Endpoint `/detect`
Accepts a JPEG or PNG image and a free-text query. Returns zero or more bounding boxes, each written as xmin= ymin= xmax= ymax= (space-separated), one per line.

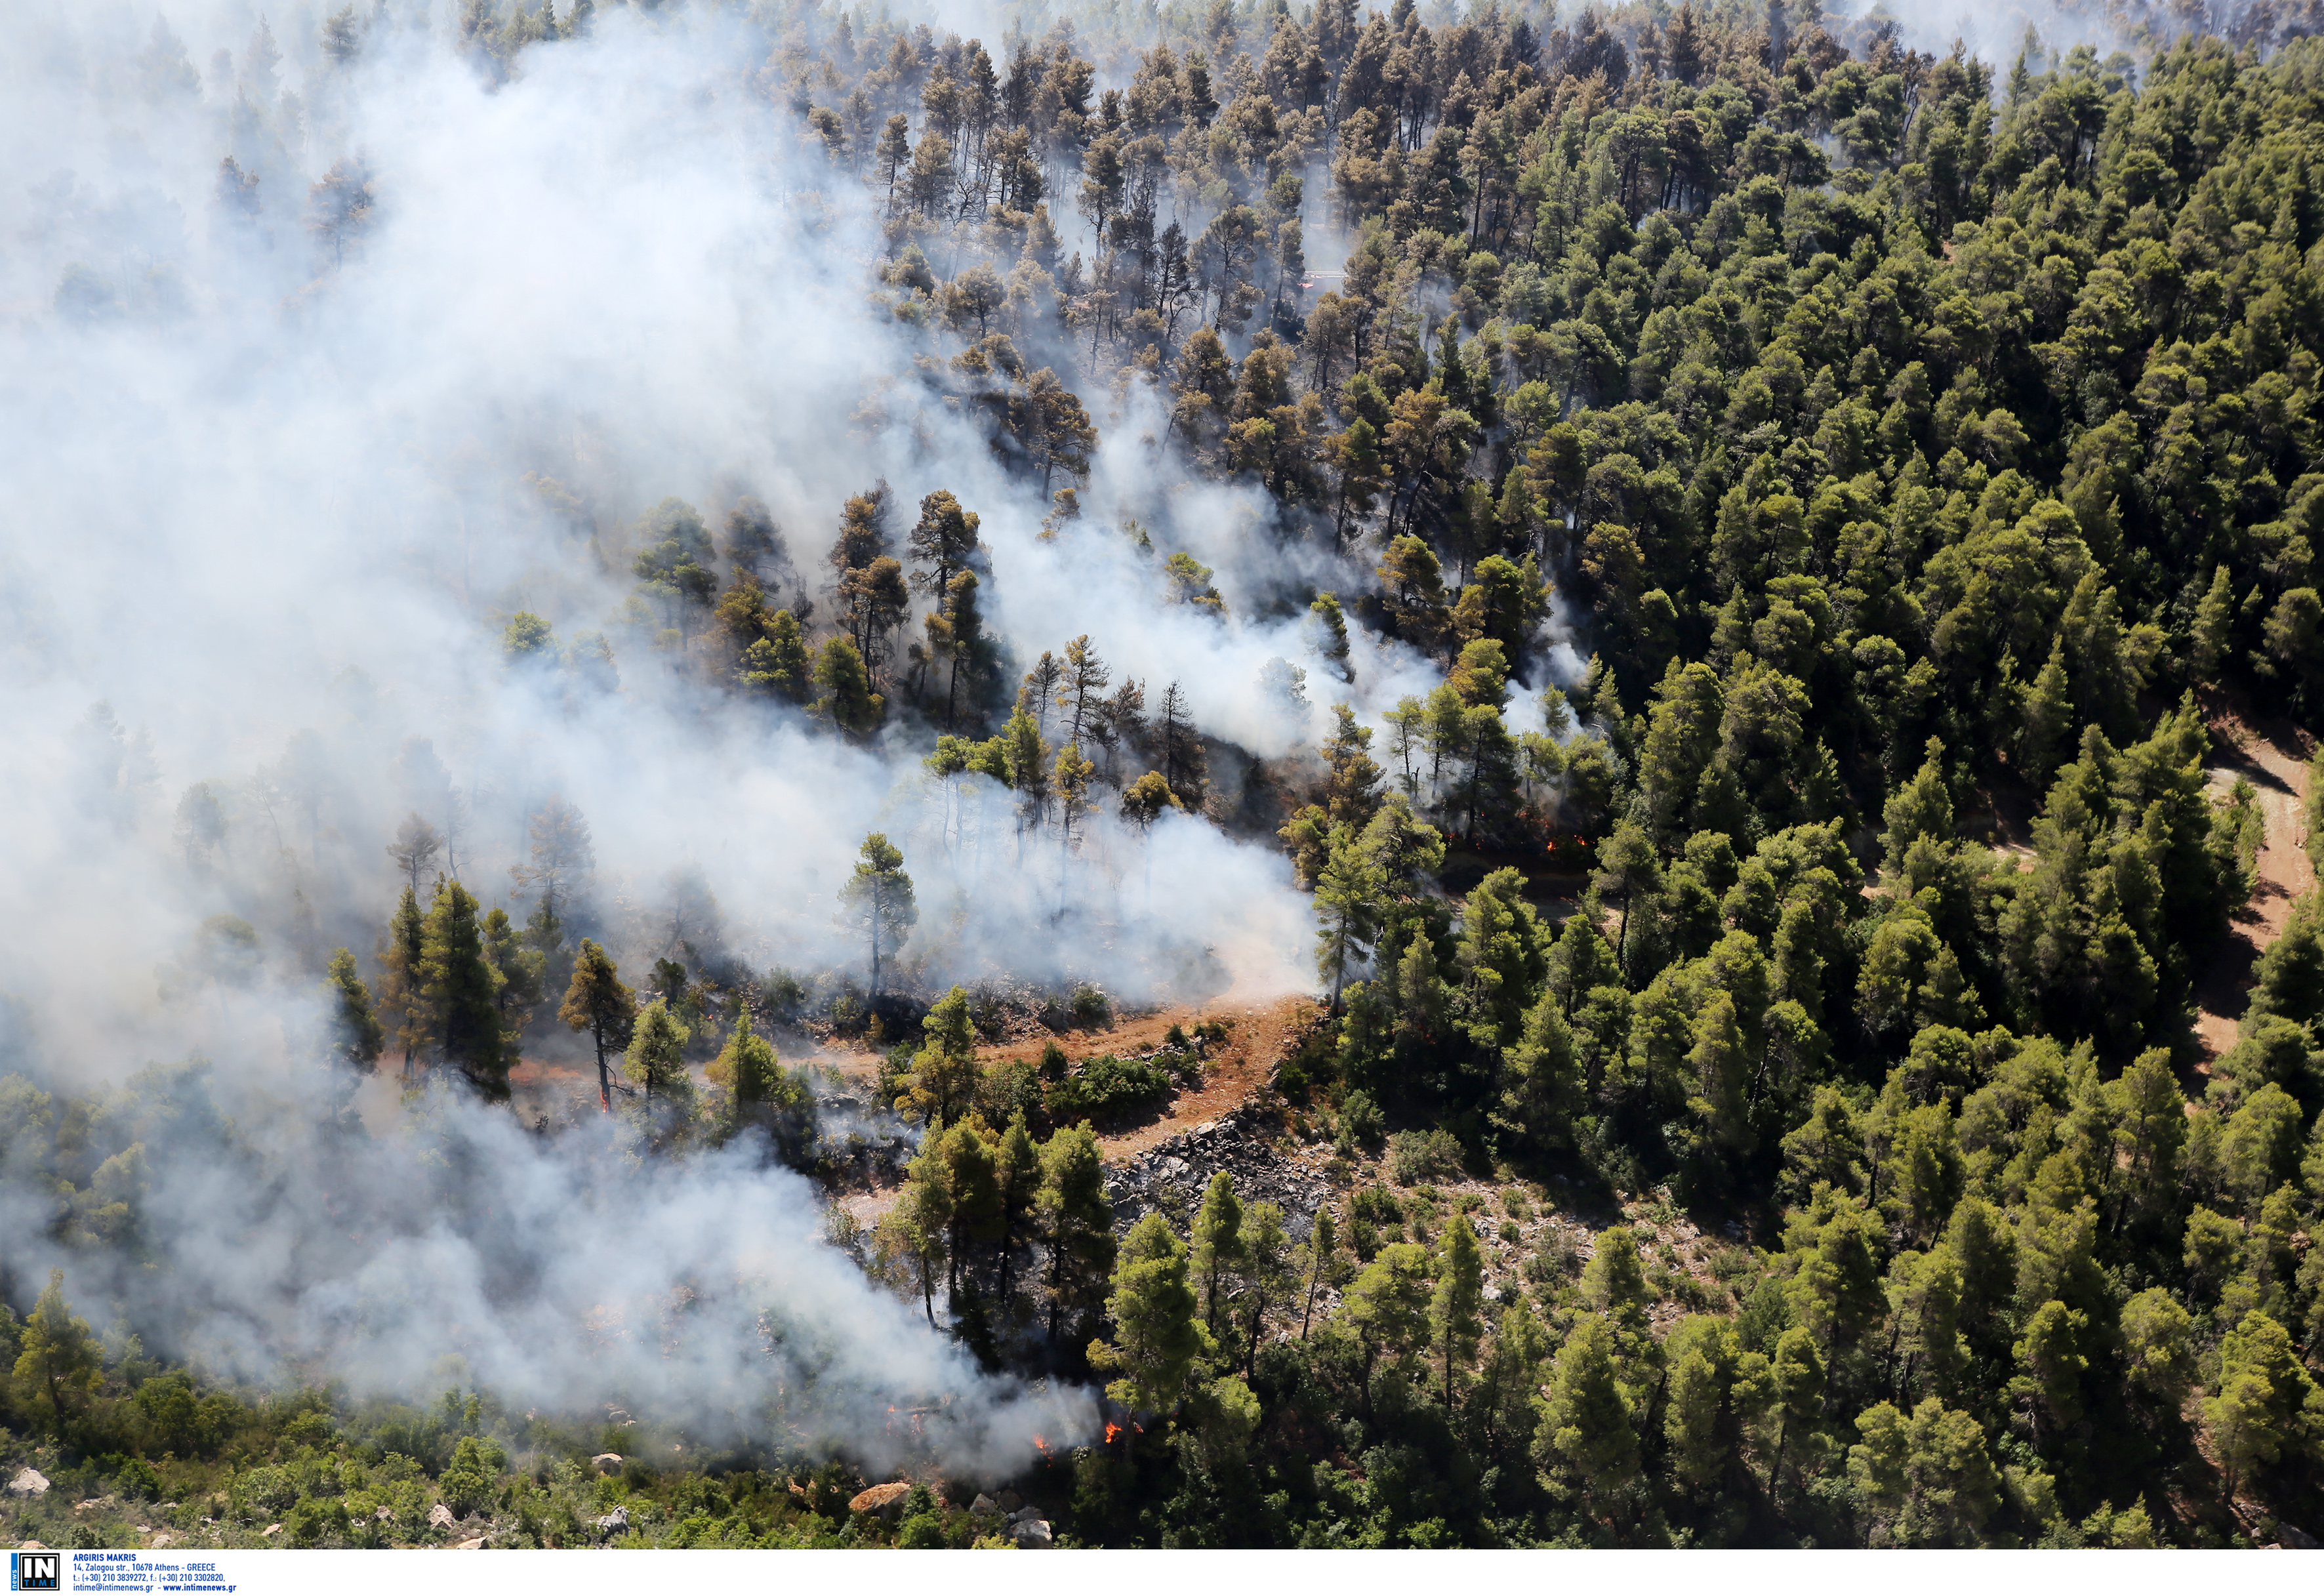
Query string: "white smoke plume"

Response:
xmin=0 ymin=0 xmax=1391 ymax=1476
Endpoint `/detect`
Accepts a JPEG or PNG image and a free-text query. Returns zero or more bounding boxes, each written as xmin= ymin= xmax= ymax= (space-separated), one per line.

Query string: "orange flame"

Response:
xmin=1105 ymin=1422 xmax=1122 ymax=1444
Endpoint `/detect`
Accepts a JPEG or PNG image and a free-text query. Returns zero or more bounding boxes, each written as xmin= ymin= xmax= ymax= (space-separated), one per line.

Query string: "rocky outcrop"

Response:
xmin=1107 ymin=1103 xmax=1326 ymax=1240
xmin=7 ymin=1468 xmax=49 ymax=1498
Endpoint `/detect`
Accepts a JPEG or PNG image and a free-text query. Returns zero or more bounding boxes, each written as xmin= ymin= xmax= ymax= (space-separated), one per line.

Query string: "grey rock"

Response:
xmin=7 ymin=1469 xmax=49 ymax=1498
xmin=428 ymin=1503 xmax=457 ymax=1529
xmin=590 ymin=1506 xmax=630 ymax=1538
xmin=590 ymin=1453 xmax=624 ymax=1474
xmin=996 ymin=1489 xmax=1023 ymax=1513
xmin=1108 ymin=1103 xmax=1326 ymax=1242
xmin=1009 ymin=1517 xmax=1053 ymax=1547
xmin=969 ymin=1494 xmax=999 ymax=1516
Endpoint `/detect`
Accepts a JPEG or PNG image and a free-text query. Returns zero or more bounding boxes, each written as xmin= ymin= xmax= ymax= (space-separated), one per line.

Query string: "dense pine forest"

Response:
xmin=6 ymin=0 xmax=2324 ymax=1555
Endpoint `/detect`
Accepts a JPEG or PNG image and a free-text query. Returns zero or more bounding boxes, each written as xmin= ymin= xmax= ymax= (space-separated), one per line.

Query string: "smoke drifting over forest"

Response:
xmin=9 ymin=0 xmax=2306 ymax=1506
xmin=0 ymin=0 xmax=1375 ymax=1473
xmin=1 ymin=3 xmax=1328 ymax=1040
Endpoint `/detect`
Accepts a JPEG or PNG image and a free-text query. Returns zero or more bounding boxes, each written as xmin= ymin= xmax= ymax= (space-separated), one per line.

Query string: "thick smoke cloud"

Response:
xmin=1 ymin=1046 xmax=1092 ymax=1479
xmin=0 ymin=0 xmax=1389 ymax=1475
xmin=0 ymin=1 xmax=1362 ymax=1053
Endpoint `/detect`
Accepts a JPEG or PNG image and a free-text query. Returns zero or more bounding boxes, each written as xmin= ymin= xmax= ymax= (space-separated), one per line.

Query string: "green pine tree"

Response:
xmin=419 ymin=880 xmax=508 ymax=1098
xmin=558 ymin=938 xmax=636 ymax=1113
xmin=1429 ymin=1214 xmax=1485 ymax=1408
xmin=323 ymin=947 xmax=385 ymax=1071
xmin=1091 ymin=1212 xmax=1213 ymax=1446
xmin=1038 ymin=1120 xmax=1116 ymax=1345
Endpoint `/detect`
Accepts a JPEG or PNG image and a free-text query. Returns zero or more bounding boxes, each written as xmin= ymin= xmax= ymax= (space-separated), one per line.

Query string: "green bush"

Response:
xmin=283 ymin=1494 xmax=350 ymax=1547
xmin=230 ymin=1465 xmax=301 ymax=1523
xmin=436 ymin=1436 xmax=507 ymax=1518
xmin=96 ymin=1454 xmax=163 ymax=1500
xmin=1067 ymin=985 xmax=1112 ymax=1030
xmin=1337 ymin=1090 xmax=1385 ymax=1152
xmin=975 ymin=1058 xmax=1042 ymax=1125
xmin=1043 ymin=1053 xmax=1171 ymax=1122
xmin=1387 ymin=1128 xmax=1461 ymax=1185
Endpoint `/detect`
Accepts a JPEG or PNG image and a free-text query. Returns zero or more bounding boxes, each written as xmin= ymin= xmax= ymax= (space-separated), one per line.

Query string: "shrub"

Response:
xmin=1044 ymin=1053 xmax=1172 ymax=1122
xmin=283 ymin=1410 xmax=336 ymax=1448
xmin=1068 ymin=985 xmax=1112 ymax=1031
xmin=975 ymin=1059 xmax=1042 ymax=1125
xmin=1274 ymin=1022 xmax=1337 ymax=1104
xmin=106 ymin=1456 xmax=163 ymax=1501
xmin=231 ymin=1464 xmax=300 ymax=1523
xmin=1387 ymin=1128 xmax=1462 ymax=1185
xmin=1337 ymin=1090 xmax=1385 ymax=1152
xmin=283 ymin=1494 xmax=350 ymax=1547
xmin=874 ymin=1043 xmax=914 ymax=1109
xmin=1349 ymin=1185 xmax=1402 ymax=1227
xmin=760 ymin=969 xmax=809 ymax=1022
xmin=134 ymin=1372 xmax=210 ymax=1456
xmin=437 ymin=1436 xmax=506 ymax=1518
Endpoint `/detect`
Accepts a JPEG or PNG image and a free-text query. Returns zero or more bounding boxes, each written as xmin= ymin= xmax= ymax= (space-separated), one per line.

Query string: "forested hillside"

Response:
xmin=5 ymin=0 xmax=2324 ymax=1554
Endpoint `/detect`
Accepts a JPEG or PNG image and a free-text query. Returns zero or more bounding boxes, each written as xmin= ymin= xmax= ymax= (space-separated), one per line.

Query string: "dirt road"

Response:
xmin=2193 ymin=705 xmax=2315 ymax=1060
xmin=829 ymin=991 xmax=1321 ymax=1229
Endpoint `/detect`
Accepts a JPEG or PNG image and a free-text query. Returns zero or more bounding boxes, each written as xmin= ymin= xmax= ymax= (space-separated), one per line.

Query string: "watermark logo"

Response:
xmin=9 ymin=1552 xmax=61 ymax=1593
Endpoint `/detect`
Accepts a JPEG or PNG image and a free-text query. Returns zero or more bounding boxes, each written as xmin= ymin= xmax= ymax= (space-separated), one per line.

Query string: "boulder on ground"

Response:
xmin=261 ymin=1523 xmax=283 ymax=1538
xmin=996 ymin=1489 xmax=1023 ymax=1513
xmin=590 ymin=1507 xmax=629 ymax=1538
xmin=7 ymin=1469 xmax=49 ymax=1498
xmin=590 ymin=1454 xmax=623 ymax=1475
xmin=427 ymin=1503 xmax=456 ymax=1529
xmin=451 ymin=1537 xmax=487 ymax=1551
xmin=847 ymin=1482 xmax=912 ymax=1517
xmin=1009 ymin=1517 xmax=1053 ymax=1548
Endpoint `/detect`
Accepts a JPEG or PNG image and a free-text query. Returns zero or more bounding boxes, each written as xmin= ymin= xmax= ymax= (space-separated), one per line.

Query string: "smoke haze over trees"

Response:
xmin=3 ymin=0 xmax=2324 ymax=1553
